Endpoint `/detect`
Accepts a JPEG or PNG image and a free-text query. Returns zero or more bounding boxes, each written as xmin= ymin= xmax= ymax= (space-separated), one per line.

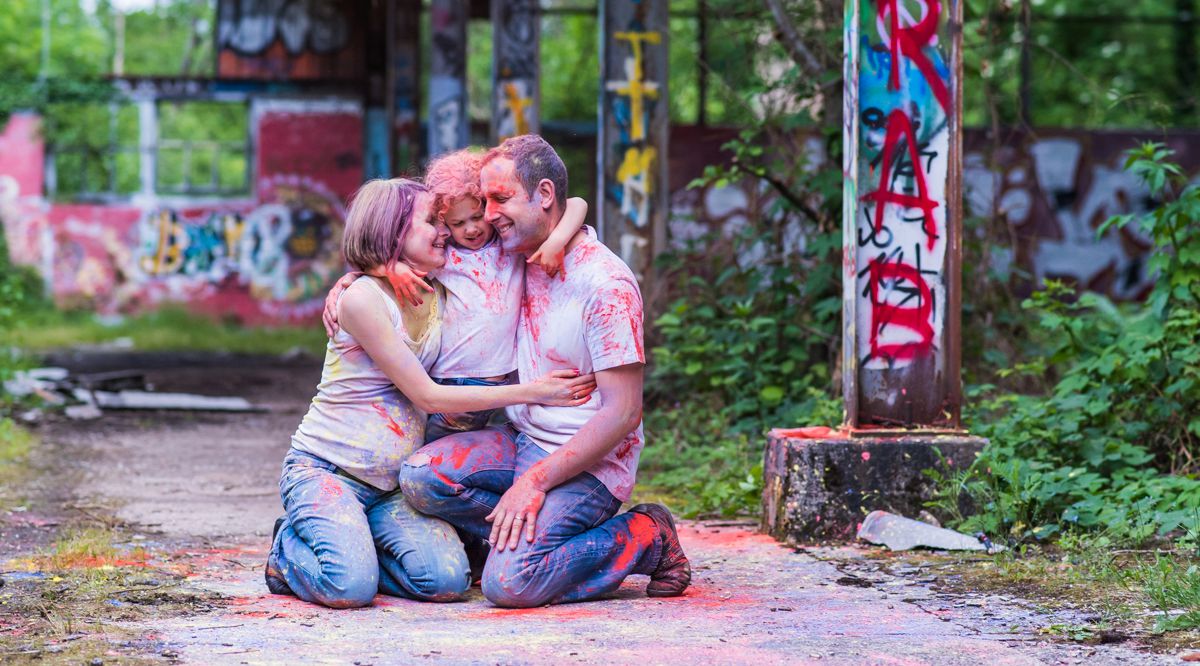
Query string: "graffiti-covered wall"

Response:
xmin=216 ymin=0 xmax=367 ymax=81
xmin=665 ymin=126 xmax=1200 ymax=304
xmin=0 ymin=100 xmax=361 ymax=326
xmin=964 ymin=130 xmax=1200 ymax=300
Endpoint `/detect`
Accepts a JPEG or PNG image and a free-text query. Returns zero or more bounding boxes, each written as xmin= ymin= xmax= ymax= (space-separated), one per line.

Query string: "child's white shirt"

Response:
xmin=429 ymin=237 xmax=522 ymax=379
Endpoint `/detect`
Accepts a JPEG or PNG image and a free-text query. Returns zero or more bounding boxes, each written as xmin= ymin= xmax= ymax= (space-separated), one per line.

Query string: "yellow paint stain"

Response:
xmin=607 ymin=31 xmax=662 ymax=141
xmin=140 ymin=210 xmax=185 ymax=275
xmin=502 ymin=82 xmax=532 ymax=138
xmin=616 ymin=146 xmax=657 ymax=193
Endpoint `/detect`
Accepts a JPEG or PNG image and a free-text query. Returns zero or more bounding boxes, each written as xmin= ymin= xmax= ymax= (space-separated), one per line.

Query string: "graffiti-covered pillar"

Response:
xmin=388 ymin=0 xmax=422 ymax=174
xmin=491 ymin=0 xmax=540 ymax=145
xmin=843 ymin=0 xmax=964 ymax=428
xmin=597 ymin=0 xmax=668 ymax=284
xmin=428 ymin=0 xmax=469 ymax=158
xmin=760 ymin=0 xmax=981 ymax=544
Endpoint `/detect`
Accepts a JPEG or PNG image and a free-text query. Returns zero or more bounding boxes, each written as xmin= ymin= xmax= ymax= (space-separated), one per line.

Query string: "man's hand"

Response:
xmin=486 ymin=476 xmax=546 ymax=551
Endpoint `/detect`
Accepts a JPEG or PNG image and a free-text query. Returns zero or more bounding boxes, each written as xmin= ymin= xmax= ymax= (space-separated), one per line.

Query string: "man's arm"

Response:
xmin=487 ymin=363 xmax=643 ymax=551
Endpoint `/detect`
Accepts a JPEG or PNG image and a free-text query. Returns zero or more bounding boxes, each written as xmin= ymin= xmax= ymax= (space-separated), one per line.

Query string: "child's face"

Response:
xmin=444 ymin=195 xmax=493 ymax=251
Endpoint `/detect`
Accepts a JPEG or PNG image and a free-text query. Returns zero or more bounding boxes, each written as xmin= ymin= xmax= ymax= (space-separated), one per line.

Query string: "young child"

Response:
xmin=324 ymin=148 xmax=587 ymax=443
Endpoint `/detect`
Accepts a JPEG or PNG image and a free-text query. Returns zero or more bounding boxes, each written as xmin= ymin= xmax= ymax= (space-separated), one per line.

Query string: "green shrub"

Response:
xmin=947 ymin=143 xmax=1200 ymax=545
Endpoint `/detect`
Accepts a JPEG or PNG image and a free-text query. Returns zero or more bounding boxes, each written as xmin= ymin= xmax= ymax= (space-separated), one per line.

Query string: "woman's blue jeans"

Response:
xmin=266 ymin=449 xmax=470 ymax=608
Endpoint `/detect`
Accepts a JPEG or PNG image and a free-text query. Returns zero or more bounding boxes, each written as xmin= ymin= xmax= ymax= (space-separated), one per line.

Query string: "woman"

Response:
xmin=264 ymin=178 xmax=596 ymax=608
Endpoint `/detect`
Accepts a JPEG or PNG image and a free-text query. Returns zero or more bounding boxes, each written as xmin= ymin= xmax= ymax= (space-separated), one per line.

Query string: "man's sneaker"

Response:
xmin=264 ymin=517 xmax=293 ymax=596
xmin=629 ymin=503 xmax=691 ymax=597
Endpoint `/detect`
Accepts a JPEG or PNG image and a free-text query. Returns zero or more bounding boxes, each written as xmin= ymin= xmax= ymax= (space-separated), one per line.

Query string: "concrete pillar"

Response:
xmin=490 ymin=0 xmax=540 ymax=145
xmin=428 ymin=0 xmax=469 ymax=158
xmin=597 ymin=0 xmax=668 ymax=284
xmin=388 ymin=0 xmax=422 ymax=174
xmin=763 ymin=0 xmax=985 ymax=544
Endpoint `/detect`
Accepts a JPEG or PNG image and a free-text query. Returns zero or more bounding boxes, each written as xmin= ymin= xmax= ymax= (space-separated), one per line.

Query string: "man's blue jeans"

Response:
xmin=399 ymin=426 xmax=664 ymax=608
xmin=267 ymin=449 xmax=470 ymax=608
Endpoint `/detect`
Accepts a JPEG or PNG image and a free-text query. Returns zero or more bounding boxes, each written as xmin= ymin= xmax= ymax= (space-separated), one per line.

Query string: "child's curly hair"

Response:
xmin=424 ymin=148 xmax=484 ymax=223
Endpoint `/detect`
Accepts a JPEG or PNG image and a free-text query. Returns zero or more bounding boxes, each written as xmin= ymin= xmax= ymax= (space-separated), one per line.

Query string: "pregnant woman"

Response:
xmin=264 ymin=178 xmax=596 ymax=608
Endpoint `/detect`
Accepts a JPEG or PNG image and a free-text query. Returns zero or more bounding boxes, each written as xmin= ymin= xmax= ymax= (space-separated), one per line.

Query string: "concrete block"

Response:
xmin=761 ymin=431 xmax=987 ymax=544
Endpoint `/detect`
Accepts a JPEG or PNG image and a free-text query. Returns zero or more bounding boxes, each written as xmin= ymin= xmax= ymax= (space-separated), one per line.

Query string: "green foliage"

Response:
xmin=965 ymin=0 xmax=1195 ymax=128
xmin=639 ymin=401 xmax=764 ymax=518
xmin=651 ymin=225 xmax=843 ymax=430
xmin=950 ymin=144 xmax=1200 ymax=545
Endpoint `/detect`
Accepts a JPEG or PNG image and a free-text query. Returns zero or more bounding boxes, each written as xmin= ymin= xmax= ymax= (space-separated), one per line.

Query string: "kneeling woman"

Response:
xmin=265 ymin=179 xmax=595 ymax=608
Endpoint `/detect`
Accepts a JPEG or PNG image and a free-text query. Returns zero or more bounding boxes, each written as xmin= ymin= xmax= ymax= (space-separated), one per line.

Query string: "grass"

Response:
xmin=0 ymin=417 xmax=36 ymax=507
xmin=0 ymin=306 xmax=327 ymax=357
xmin=1 ymin=523 xmax=217 ymax=663
xmin=922 ymin=541 xmax=1200 ymax=646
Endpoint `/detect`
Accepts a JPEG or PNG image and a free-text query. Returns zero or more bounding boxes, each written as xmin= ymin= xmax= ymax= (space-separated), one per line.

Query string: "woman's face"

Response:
xmin=400 ymin=191 xmax=449 ymax=272
xmin=444 ymin=195 xmax=493 ymax=251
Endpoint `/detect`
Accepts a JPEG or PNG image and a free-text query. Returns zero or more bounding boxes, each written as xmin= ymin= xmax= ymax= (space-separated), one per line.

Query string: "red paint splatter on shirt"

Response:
xmin=372 ymin=403 xmax=406 ymax=438
xmin=615 ymin=431 xmax=640 ymax=460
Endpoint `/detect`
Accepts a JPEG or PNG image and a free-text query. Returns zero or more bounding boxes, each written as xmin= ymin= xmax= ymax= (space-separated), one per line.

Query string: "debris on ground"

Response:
xmin=856 ymin=510 xmax=1005 ymax=554
xmin=2 ymin=367 xmax=260 ymax=418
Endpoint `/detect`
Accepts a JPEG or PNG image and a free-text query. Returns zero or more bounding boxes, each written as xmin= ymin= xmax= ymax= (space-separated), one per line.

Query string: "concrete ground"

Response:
xmin=0 ymin=352 xmax=1185 ymax=665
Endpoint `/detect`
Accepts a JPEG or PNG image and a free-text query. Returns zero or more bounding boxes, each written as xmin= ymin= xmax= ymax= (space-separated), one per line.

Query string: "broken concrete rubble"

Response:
xmin=856 ymin=510 xmax=1005 ymax=554
xmin=2 ymin=367 xmax=258 ymax=418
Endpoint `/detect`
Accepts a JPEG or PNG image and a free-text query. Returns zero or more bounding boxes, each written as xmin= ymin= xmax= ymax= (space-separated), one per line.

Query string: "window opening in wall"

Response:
xmin=46 ymin=103 xmax=140 ymax=199
xmin=156 ymin=101 xmax=249 ymax=196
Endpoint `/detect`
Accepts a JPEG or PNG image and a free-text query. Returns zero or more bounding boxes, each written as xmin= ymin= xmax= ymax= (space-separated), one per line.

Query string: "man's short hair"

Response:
xmin=483 ymin=134 xmax=568 ymax=210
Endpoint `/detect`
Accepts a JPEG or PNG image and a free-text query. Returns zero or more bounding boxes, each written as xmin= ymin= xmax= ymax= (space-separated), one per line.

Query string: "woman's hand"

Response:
xmin=383 ymin=261 xmax=436 ymax=307
xmin=531 ymin=369 xmax=597 ymax=406
xmin=322 ymin=271 xmax=362 ymax=337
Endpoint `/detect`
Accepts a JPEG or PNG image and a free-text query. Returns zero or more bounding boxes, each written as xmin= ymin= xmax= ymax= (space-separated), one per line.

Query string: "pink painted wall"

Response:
xmin=0 ymin=113 xmax=44 ymax=196
xmin=0 ymin=106 xmax=362 ymax=326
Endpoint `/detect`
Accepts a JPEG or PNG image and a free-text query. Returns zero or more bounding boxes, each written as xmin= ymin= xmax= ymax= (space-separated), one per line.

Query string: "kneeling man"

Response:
xmin=400 ymin=134 xmax=690 ymax=607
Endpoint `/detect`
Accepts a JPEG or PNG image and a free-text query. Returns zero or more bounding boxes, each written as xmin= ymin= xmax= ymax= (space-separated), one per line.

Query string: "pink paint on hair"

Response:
xmin=424 ymin=148 xmax=484 ymax=223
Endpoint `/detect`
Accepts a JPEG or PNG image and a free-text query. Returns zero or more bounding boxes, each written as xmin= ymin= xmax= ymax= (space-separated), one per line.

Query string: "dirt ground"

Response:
xmin=0 ymin=351 xmax=1189 ymax=665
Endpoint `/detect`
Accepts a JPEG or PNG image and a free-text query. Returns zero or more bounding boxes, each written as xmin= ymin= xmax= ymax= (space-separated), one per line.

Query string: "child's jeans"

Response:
xmin=424 ymin=376 xmax=510 ymax=443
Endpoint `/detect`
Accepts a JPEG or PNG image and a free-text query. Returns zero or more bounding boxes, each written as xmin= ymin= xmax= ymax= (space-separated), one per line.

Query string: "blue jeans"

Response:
xmin=424 ymin=376 xmax=510 ymax=444
xmin=399 ymin=426 xmax=664 ymax=608
xmin=267 ymin=449 xmax=470 ymax=608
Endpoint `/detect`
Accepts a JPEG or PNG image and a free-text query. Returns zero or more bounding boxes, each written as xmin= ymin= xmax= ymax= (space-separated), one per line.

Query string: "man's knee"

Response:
xmin=480 ymin=561 xmax=548 ymax=609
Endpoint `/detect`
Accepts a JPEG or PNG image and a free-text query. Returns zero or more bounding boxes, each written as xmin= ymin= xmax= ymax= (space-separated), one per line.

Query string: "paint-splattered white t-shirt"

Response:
xmin=291 ymin=276 xmax=442 ymax=491
xmin=430 ymin=238 xmax=522 ymax=379
xmin=506 ymin=226 xmax=646 ymax=501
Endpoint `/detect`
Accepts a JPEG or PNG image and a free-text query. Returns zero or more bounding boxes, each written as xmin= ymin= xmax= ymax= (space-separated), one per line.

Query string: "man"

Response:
xmin=400 ymin=134 xmax=690 ymax=608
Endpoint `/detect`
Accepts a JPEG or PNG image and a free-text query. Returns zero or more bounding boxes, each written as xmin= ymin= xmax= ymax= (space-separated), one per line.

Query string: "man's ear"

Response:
xmin=536 ymin=179 xmax=555 ymax=211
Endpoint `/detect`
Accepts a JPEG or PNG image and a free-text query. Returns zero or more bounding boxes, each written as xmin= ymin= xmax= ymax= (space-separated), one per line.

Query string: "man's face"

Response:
xmin=480 ymin=157 xmax=548 ymax=255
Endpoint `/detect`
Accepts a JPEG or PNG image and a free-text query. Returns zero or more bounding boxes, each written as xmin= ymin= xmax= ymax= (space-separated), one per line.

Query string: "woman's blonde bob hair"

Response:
xmin=341 ymin=178 xmax=429 ymax=272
